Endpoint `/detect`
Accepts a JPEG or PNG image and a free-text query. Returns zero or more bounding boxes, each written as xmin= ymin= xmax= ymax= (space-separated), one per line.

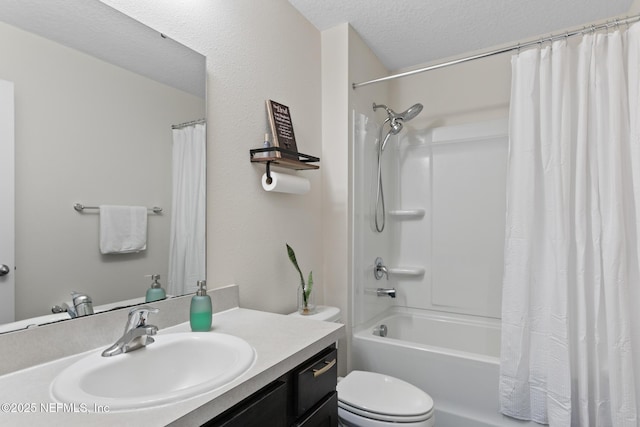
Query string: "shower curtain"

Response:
xmin=500 ymin=25 xmax=640 ymax=426
xmin=168 ymin=123 xmax=206 ymax=296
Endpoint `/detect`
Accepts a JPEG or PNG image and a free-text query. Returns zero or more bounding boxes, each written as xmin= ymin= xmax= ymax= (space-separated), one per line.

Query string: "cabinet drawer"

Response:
xmin=294 ymin=347 xmax=337 ymax=417
xmin=204 ymin=380 xmax=287 ymax=427
xmin=295 ymin=391 xmax=338 ymax=427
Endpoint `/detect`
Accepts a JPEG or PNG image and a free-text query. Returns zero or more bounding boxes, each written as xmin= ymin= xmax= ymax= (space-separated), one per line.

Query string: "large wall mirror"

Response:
xmin=0 ymin=0 xmax=206 ymax=333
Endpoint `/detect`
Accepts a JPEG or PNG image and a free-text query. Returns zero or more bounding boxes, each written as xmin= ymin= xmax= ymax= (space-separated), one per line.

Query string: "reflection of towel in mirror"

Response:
xmin=99 ymin=205 xmax=147 ymax=254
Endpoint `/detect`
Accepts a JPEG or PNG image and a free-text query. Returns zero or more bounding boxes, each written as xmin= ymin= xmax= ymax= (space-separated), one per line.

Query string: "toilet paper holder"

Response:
xmin=249 ymin=147 xmax=320 ymax=184
xmin=265 ymin=161 xmax=274 ymax=185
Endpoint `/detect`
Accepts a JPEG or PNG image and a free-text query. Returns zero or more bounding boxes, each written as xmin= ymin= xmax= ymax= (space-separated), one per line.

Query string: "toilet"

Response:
xmin=289 ymin=306 xmax=435 ymax=426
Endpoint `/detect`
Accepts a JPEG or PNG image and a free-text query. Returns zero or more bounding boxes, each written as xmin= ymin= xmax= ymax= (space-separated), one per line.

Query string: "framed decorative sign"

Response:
xmin=266 ymin=99 xmax=298 ymax=159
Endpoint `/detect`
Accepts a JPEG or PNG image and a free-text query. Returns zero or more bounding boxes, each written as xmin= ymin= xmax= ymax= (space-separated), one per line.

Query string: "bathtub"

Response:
xmin=351 ymin=307 xmax=536 ymax=427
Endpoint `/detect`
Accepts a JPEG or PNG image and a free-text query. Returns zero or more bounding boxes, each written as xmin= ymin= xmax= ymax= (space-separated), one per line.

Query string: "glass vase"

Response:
xmin=297 ymin=283 xmax=316 ymax=315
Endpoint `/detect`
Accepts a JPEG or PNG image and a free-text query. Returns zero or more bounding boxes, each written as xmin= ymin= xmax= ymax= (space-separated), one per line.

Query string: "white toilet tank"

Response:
xmin=288 ymin=305 xmax=341 ymax=323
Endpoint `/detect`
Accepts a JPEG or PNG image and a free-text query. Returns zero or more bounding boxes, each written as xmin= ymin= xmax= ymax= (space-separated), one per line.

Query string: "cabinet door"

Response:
xmin=295 ymin=392 xmax=338 ymax=427
xmin=204 ymin=380 xmax=287 ymax=427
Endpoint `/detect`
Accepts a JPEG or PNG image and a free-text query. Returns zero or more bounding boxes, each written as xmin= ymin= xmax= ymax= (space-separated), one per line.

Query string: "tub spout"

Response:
xmin=377 ymin=288 xmax=396 ymax=298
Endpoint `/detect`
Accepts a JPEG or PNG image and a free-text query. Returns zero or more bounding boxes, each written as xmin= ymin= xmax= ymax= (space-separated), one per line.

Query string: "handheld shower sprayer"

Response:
xmin=372 ymin=101 xmax=423 ymax=232
xmin=373 ymin=103 xmax=423 ymax=151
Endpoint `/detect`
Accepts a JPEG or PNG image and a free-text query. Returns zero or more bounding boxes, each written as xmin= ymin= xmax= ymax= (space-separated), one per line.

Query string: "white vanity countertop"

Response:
xmin=0 ymin=307 xmax=344 ymax=426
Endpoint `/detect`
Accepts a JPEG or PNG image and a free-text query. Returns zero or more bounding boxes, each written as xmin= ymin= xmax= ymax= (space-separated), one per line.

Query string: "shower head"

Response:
xmin=398 ymin=103 xmax=423 ymax=121
xmin=373 ymin=102 xmax=423 ymax=151
xmin=373 ymin=102 xmax=423 ymax=124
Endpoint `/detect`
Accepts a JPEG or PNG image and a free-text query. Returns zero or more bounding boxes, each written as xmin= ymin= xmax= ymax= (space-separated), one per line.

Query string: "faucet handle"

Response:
xmin=125 ymin=306 xmax=159 ymax=331
xmin=374 ymin=257 xmax=389 ymax=280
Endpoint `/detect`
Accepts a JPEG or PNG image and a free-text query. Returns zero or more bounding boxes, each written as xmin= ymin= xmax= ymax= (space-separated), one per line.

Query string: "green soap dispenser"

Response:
xmin=190 ymin=280 xmax=212 ymax=332
xmin=145 ymin=274 xmax=166 ymax=303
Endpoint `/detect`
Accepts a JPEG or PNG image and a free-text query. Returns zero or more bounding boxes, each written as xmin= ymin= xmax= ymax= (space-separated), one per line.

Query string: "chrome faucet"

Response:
xmin=51 ymin=291 xmax=94 ymax=318
xmin=376 ymin=288 xmax=396 ymax=298
xmin=374 ymin=257 xmax=389 ymax=280
xmin=102 ymin=306 xmax=159 ymax=357
xmin=51 ymin=303 xmax=74 ymax=317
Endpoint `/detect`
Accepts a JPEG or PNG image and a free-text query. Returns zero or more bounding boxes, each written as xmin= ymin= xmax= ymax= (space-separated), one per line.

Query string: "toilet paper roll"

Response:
xmin=262 ymin=172 xmax=310 ymax=194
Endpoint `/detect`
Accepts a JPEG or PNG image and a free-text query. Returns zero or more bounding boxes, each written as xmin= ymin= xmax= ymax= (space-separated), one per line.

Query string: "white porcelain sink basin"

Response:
xmin=51 ymin=332 xmax=255 ymax=411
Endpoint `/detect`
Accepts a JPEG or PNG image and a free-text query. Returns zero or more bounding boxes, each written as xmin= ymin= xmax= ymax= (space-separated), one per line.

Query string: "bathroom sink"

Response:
xmin=51 ymin=332 xmax=255 ymax=411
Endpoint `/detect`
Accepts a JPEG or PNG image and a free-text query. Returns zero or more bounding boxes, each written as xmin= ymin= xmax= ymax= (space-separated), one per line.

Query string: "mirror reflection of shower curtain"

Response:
xmin=168 ymin=123 xmax=206 ymax=296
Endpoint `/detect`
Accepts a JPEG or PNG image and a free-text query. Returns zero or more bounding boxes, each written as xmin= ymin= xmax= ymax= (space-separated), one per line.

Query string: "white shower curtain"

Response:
xmin=500 ymin=25 xmax=640 ymax=426
xmin=168 ymin=123 xmax=206 ymax=296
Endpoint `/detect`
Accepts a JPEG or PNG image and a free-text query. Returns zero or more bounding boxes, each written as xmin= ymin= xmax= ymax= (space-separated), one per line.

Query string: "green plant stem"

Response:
xmin=287 ymin=243 xmax=312 ymax=308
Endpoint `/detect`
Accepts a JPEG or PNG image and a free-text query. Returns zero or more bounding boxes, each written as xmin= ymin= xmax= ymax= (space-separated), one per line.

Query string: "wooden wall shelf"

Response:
xmin=250 ymin=147 xmax=320 ymax=173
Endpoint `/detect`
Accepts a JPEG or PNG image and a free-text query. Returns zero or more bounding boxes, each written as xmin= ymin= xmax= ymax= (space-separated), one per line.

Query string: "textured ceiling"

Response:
xmin=289 ymin=0 xmax=635 ymax=71
xmin=0 ymin=0 xmax=205 ymax=98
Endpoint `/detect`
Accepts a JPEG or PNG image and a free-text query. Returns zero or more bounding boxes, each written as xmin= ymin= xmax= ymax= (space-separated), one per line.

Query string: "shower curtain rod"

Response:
xmin=171 ymin=118 xmax=206 ymax=129
xmin=352 ymin=13 xmax=640 ymax=89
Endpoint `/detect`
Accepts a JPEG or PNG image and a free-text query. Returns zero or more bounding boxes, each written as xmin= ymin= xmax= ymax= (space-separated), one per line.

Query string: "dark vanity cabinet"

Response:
xmin=204 ymin=345 xmax=338 ymax=427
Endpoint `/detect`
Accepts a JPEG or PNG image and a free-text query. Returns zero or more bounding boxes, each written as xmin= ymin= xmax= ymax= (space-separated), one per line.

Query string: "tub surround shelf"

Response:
xmin=389 ymin=209 xmax=426 ymax=219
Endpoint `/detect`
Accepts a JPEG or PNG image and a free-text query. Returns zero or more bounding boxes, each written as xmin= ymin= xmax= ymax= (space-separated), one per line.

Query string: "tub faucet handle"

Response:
xmin=374 ymin=257 xmax=388 ymax=280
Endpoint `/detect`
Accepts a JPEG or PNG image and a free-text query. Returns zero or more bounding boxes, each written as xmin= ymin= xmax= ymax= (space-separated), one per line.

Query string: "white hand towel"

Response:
xmin=99 ymin=205 xmax=147 ymax=254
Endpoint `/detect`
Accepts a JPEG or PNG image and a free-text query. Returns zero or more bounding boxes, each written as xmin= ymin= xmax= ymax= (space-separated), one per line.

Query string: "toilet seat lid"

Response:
xmin=337 ymin=371 xmax=434 ymax=418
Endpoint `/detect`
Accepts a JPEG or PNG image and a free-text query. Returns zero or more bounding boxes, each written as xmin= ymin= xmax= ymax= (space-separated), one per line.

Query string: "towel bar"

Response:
xmin=74 ymin=203 xmax=162 ymax=214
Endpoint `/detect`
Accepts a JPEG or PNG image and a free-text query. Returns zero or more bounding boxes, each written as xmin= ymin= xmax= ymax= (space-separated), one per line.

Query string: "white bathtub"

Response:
xmin=351 ymin=307 xmax=535 ymax=427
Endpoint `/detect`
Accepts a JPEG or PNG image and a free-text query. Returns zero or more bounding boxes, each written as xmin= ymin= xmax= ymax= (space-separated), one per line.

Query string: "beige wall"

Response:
xmin=0 ymin=21 xmax=204 ymax=320
xmin=103 ymin=0 xmax=324 ymax=314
